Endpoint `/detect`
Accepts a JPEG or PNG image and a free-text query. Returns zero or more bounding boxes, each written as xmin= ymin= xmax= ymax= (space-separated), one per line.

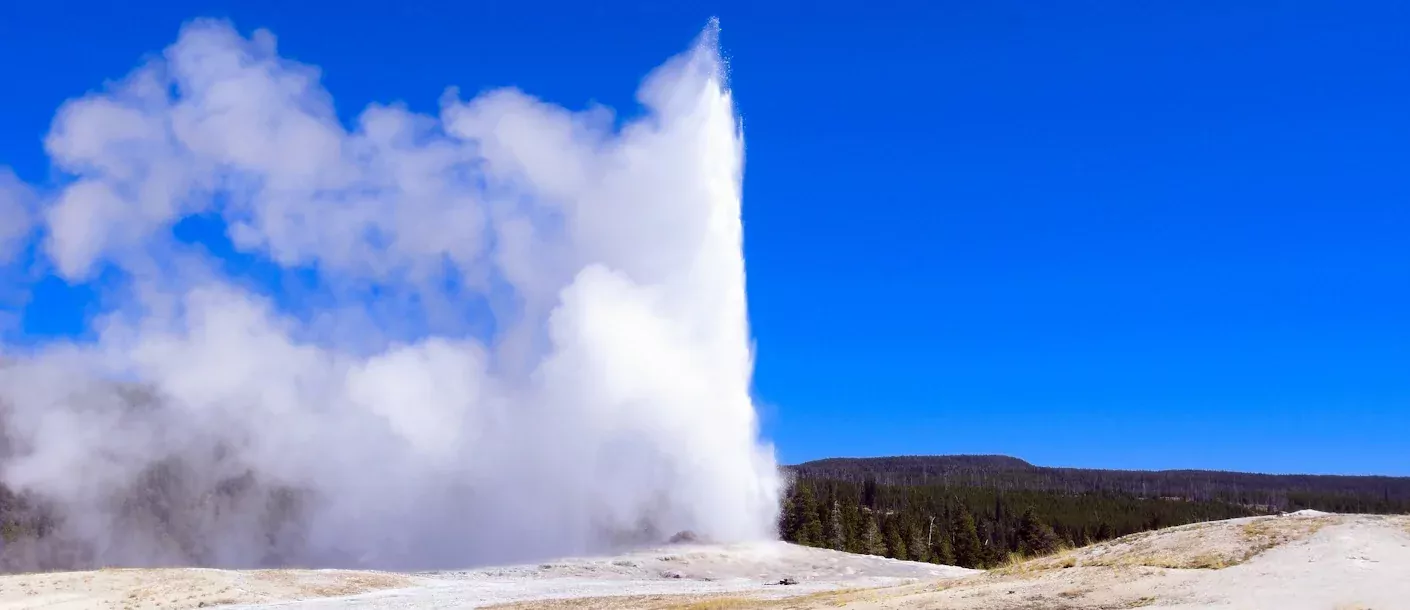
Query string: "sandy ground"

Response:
xmin=0 ymin=541 xmax=966 ymax=609
xmin=0 ymin=568 xmax=420 ymax=609
xmin=0 ymin=512 xmax=1404 ymax=609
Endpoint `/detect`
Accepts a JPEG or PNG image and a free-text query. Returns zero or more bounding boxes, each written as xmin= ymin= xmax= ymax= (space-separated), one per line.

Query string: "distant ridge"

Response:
xmin=787 ymin=455 xmax=1410 ymax=512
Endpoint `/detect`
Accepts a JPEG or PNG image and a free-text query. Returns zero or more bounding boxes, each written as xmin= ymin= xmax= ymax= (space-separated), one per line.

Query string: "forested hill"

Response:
xmin=779 ymin=455 xmax=1409 ymax=569
xmin=788 ymin=455 xmax=1410 ymax=513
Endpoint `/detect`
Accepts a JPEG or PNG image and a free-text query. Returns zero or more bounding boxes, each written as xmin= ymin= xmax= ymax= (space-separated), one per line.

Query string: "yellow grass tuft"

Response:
xmin=987 ymin=547 xmax=1078 ymax=577
xmin=1173 ymin=553 xmax=1232 ymax=570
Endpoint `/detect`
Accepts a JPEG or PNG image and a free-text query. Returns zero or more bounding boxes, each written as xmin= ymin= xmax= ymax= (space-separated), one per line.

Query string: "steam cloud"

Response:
xmin=0 ymin=19 xmax=781 ymax=569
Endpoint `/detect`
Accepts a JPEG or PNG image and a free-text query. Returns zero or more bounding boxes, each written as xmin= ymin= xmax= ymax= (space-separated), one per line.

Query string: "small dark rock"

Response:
xmin=668 ymin=530 xmax=700 ymax=544
xmin=777 ymin=577 xmax=799 ymax=586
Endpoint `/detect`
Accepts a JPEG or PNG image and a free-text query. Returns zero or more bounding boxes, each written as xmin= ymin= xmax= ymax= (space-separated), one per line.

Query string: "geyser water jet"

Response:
xmin=0 ymin=18 xmax=781 ymax=570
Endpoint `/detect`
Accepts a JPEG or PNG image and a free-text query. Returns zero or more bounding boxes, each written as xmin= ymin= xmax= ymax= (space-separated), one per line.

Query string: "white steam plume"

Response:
xmin=0 ymin=18 xmax=781 ymax=569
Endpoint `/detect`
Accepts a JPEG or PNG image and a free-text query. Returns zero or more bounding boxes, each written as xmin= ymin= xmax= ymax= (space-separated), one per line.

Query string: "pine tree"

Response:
xmin=780 ymin=483 xmax=801 ymax=543
xmin=801 ymin=512 xmax=824 ymax=547
xmin=843 ymin=501 xmax=863 ymax=553
xmin=1073 ymin=525 xmax=1091 ymax=548
xmin=814 ymin=486 xmax=833 ymax=536
xmin=778 ymin=490 xmax=792 ymax=541
xmin=827 ymin=501 xmax=846 ymax=551
xmin=783 ymin=480 xmax=822 ymax=545
xmin=907 ymin=523 xmax=928 ymax=563
xmin=796 ymin=484 xmax=823 ymax=546
xmin=1017 ymin=506 xmax=1060 ymax=556
xmin=862 ymin=477 xmax=879 ymax=509
xmin=951 ymin=504 xmax=983 ymax=568
xmin=1095 ymin=521 xmax=1114 ymax=542
xmin=931 ymin=531 xmax=955 ymax=565
xmin=862 ymin=513 xmax=886 ymax=556
xmin=885 ymin=518 xmax=907 ymax=560
xmin=978 ymin=519 xmax=1002 ymax=567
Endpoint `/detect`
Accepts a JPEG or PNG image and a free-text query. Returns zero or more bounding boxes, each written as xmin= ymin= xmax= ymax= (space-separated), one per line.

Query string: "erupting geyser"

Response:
xmin=0 ymin=19 xmax=781 ymax=570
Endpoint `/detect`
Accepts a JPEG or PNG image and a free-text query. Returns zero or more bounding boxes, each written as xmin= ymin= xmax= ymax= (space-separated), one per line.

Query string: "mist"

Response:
xmin=0 ymin=19 xmax=781 ymax=570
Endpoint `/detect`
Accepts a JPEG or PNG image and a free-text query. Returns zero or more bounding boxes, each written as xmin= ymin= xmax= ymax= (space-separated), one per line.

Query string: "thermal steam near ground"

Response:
xmin=0 ymin=19 xmax=781 ymax=570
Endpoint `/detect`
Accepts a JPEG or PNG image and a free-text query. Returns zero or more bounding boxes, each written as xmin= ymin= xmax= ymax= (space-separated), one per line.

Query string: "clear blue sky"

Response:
xmin=1 ymin=1 xmax=1406 ymax=475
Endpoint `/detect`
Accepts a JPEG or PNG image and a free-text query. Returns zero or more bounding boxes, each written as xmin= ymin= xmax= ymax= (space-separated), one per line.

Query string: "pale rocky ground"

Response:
xmin=0 ymin=542 xmax=967 ymax=609
xmin=0 ymin=511 xmax=1405 ymax=609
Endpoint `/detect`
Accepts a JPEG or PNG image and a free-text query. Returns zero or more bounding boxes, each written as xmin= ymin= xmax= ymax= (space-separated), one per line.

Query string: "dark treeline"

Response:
xmin=778 ymin=474 xmax=1260 ymax=568
xmin=791 ymin=455 xmax=1410 ymax=514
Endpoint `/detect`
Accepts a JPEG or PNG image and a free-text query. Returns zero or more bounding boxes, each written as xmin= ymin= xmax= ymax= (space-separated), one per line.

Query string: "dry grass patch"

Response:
xmin=1173 ymin=553 xmax=1232 ymax=570
xmin=1042 ymin=515 xmax=1340 ymax=571
xmin=488 ymin=588 xmax=878 ymax=610
xmin=988 ymin=549 xmax=1081 ymax=578
xmin=113 ymin=569 xmax=413 ymax=610
xmin=260 ymin=570 xmax=413 ymax=598
xmin=990 ymin=552 xmax=1047 ymax=577
xmin=991 ymin=522 xmax=1247 ymax=575
xmin=1395 ymin=516 xmax=1410 ymax=536
xmin=1236 ymin=516 xmax=1333 ymax=562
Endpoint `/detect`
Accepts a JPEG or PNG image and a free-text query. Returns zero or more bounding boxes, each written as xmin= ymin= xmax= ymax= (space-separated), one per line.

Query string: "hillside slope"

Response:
xmin=789 ymin=455 xmax=1410 ymax=512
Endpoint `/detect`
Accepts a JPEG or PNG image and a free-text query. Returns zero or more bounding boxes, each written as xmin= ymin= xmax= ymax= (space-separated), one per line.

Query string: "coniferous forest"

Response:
xmin=779 ymin=456 xmax=1410 ymax=568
